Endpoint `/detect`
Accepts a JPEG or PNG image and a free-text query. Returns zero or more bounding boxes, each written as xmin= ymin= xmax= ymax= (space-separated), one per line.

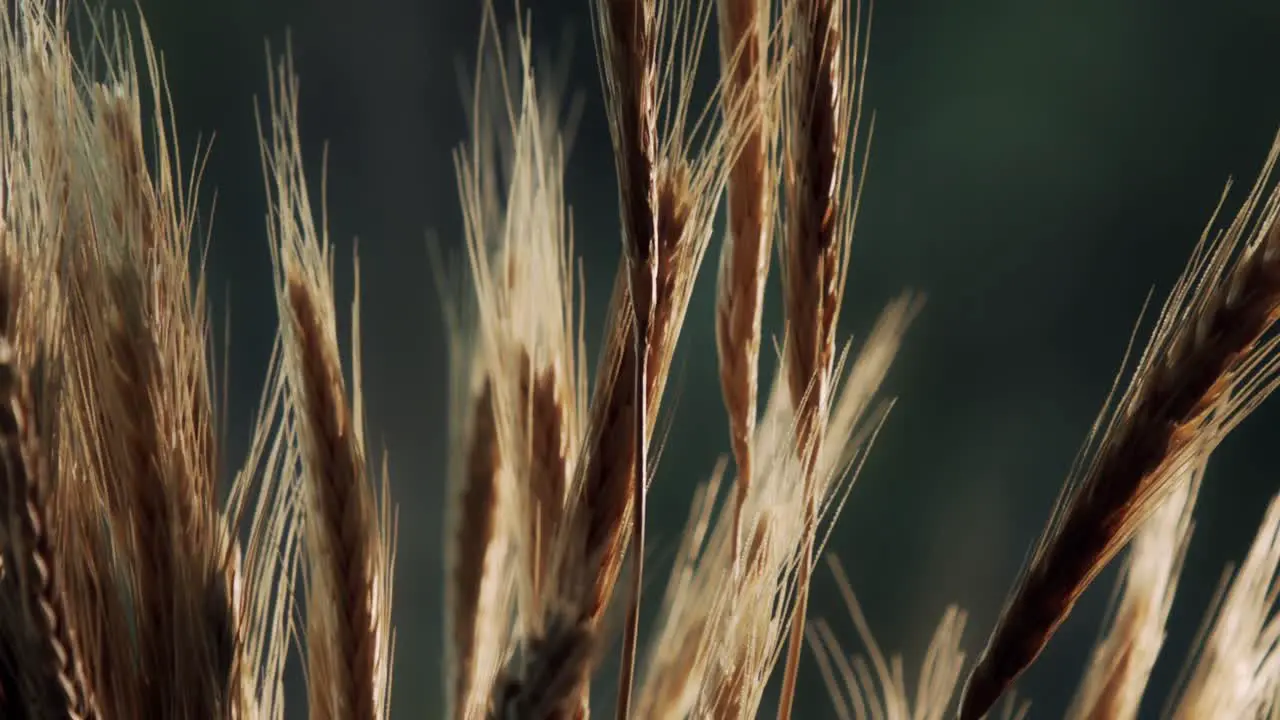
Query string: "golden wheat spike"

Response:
xmin=715 ymin=0 xmax=779 ymax=577
xmin=260 ymin=52 xmax=396 ymax=720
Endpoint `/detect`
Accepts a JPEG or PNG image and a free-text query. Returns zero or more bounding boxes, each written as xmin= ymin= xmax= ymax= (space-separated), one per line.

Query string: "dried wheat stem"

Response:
xmin=287 ymin=274 xmax=385 ymax=720
xmin=777 ymin=0 xmax=854 ymax=714
xmin=959 ymin=136 xmax=1280 ymax=719
xmin=715 ymin=0 xmax=773 ymax=575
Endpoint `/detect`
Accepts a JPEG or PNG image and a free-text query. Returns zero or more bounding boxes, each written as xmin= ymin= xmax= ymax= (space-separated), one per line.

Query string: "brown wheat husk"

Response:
xmin=1066 ymin=456 xmax=1202 ymax=720
xmin=286 ymin=275 xmax=386 ymax=720
xmin=450 ymin=377 xmax=503 ymax=718
xmin=958 ymin=133 xmax=1280 ymax=719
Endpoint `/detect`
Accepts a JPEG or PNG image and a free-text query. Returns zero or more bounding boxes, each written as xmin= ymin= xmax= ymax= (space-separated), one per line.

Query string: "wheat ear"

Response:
xmin=715 ymin=0 xmax=777 ymax=576
xmin=261 ymin=53 xmax=395 ymax=720
xmin=776 ymin=0 xmax=870 ymax=714
xmin=958 ymin=132 xmax=1280 ymax=720
xmin=632 ymin=297 xmax=913 ymax=718
xmin=493 ymin=0 xmax=734 ymax=712
xmin=4 ymin=5 xmax=245 ymax=714
xmin=443 ymin=10 xmax=590 ymax=715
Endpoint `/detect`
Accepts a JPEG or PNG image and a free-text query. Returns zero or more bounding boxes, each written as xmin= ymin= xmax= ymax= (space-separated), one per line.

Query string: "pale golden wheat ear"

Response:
xmin=258 ymin=50 xmax=397 ymax=720
xmin=0 ymin=1 xmax=308 ymax=718
xmin=441 ymin=5 xmax=588 ymax=719
xmin=958 ymin=132 xmax=1280 ymax=719
xmin=635 ymin=299 xmax=915 ymax=719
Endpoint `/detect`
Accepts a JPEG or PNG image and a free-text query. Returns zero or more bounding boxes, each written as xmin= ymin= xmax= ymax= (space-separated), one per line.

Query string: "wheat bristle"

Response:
xmin=807 ymin=557 xmax=968 ymax=720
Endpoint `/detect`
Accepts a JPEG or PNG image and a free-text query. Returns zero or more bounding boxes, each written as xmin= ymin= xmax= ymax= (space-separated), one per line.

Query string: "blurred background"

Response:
xmin=90 ymin=0 xmax=1280 ymax=716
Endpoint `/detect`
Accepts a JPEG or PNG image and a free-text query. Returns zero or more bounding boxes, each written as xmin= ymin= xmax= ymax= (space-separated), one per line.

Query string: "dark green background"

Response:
xmin=91 ymin=0 xmax=1280 ymax=716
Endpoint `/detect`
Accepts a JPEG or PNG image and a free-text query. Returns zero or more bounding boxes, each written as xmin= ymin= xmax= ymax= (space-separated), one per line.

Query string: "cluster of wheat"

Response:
xmin=2 ymin=0 xmax=1280 ymax=718
xmin=0 ymin=1 xmax=392 ymax=718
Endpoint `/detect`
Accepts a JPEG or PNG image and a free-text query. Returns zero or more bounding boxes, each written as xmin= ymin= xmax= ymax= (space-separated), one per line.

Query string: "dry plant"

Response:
xmin=6 ymin=0 xmax=1280 ymax=719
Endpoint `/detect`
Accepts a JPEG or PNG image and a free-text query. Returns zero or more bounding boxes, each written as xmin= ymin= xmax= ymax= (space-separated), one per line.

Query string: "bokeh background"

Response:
xmin=89 ymin=0 xmax=1280 ymax=716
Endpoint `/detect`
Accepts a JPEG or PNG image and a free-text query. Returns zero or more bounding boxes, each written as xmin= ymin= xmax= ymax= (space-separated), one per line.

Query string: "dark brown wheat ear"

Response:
xmin=958 ymin=132 xmax=1280 ymax=720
